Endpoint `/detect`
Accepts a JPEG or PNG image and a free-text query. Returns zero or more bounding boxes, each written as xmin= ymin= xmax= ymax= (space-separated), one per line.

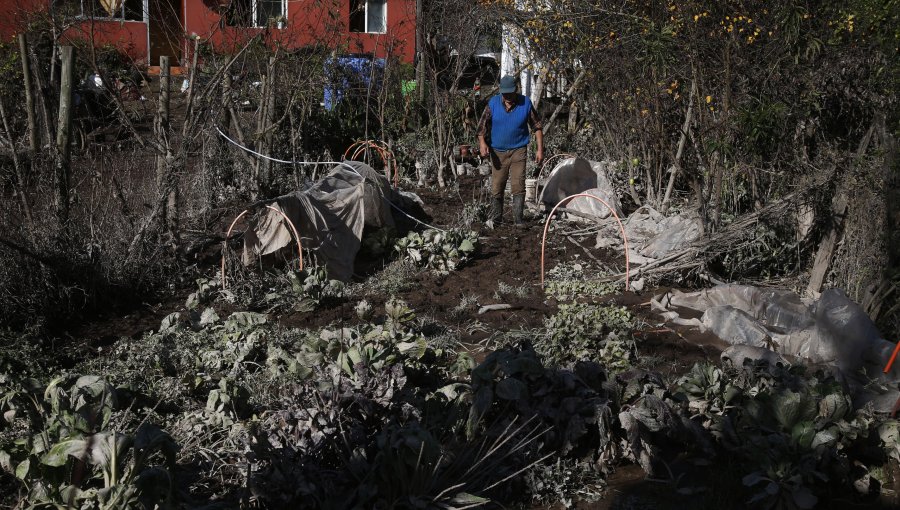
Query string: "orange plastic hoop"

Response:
xmin=540 ymin=193 xmax=630 ymax=291
xmin=221 ymin=205 xmax=304 ymax=290
xmin=884 ymin=341 xmax=900 ymax=373
xmin=345 ymin=139 xmax=400 ymax=189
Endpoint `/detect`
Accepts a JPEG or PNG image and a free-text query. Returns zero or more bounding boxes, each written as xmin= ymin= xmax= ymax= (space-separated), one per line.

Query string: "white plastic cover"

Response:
xmin=653 ymin=284 xmax=900 ymax=412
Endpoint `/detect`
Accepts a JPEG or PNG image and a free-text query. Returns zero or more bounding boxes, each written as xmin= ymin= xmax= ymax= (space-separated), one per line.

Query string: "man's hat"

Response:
xmin=498 ymin=75 xmax=517 ymax=93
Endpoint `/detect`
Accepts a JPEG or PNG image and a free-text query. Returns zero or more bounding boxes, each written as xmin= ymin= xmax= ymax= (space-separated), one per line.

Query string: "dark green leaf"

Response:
xmin=41 ymin=439 xmax=86 ymax=467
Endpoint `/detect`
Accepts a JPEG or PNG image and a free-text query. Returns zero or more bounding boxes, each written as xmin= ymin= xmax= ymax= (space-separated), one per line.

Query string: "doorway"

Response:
xmin=149 ymin=0 xmax=183 ymax=66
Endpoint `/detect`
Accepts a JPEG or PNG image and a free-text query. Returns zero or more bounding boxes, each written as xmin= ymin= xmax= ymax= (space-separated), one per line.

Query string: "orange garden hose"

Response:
xmin=221 ymin=205 xmax=304 ymax=290
xmin=344 ymin=139 xmax=400 ymax=189
xmin=540 ymin=193 xmax=630 ymax=291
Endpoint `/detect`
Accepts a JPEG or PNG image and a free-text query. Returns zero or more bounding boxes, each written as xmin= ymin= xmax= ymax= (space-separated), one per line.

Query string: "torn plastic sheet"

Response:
xmin=653 ymin=284 xmax=899 ymax=412
xmin=591 ymin=205 xmax=702 ymax=267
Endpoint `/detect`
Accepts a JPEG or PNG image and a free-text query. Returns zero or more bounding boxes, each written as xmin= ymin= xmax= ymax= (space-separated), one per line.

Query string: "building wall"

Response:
xmin=189 ymin=0 xmax=415 ymax=63
xmin=0 ymin=0 xmax=46 ymax=41
xmin=64 ymin=21 xmax=150 ymax=64
xmin=0 ymin=0 xmax=415 ymax=65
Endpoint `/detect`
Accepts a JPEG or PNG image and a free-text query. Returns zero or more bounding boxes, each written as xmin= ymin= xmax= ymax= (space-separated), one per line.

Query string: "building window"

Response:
xmin=349 ymin=0 xmax=386 ymax=34
xmin=225 ymin=0 xmax=286 ymax=28
xmin=55 ymin=0 xmax=146 ymax=21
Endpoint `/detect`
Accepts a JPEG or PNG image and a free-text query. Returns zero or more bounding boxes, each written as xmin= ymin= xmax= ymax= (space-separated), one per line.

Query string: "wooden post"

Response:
xmin=55 ymin=45 xmax=74 ymax=224
xmin=25 ymin=39 xmax=54 ymax=146
xmin=567 ymin=101 xmax=578 ymax=134
xmin=805 ymin=190 xmax=848 ymax=297
xmin=251 ymin=73 xmax=266 ymax=200
xmin=415 ymin=0 xmax=424 ymax=129
xmin=155 ymin=56 xmax=170 ymax=190
xmin=18 ymin=34 xmax=37 ymax=152
xmin=155 ymin=55 xmax=179 ymax=243
xmin=221 ymin=72 xmax=231 ymax=133
xmin=262 ymin=56 xmax=275 ymax=188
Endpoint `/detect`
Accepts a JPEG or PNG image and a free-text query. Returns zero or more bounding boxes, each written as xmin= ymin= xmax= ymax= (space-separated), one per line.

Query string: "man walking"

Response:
xmin=477 ymin=75 xmax=544 ymax=226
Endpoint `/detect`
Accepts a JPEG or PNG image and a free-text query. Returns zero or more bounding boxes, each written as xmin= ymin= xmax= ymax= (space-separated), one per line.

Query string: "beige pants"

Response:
xmin=489 ymin=146 xmax=527 ymax=198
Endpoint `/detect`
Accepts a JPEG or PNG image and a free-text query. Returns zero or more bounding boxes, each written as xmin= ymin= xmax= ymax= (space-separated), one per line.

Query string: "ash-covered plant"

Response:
xmin=673 ymin=361 xmax=892 ymax=509
xmin=538 ymin=303 xmax=635 ymax=369
xmin=0 ymin=328 xmax=57 ymax=380
xmin=524 ymin=457 xmax=607 ymax=507
xmin=216 ymin=266 xmax=344 ymax=313
xmin=466 ymin=345 xmax=617 ymax=459
xmin=0 ymin=375 xmax=177 ymax=509
xmin=241 ymin=302 xmax=519 ymax=508
xmin=357 ymin=258 xmax=420 ymax=295
xmin=394 ymin=228 xmax=478 ymax=274
xmin=461 ymin=201 xmax=491 ymax=226
xmin=544 ymin=263 xmax=618 ymax=302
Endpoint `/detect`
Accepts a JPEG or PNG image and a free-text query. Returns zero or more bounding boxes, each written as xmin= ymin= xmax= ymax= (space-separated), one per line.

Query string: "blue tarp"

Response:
xmin=323 ymin=56 xmax=385 ymax=110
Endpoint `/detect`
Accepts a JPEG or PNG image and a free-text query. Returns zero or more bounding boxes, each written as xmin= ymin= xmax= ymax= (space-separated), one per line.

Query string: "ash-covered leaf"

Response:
xmin=818 ymin=393 xmax=850 ymax=421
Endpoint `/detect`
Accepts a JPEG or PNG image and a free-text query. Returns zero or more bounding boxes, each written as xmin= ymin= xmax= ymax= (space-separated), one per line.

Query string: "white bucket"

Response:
xmin=525 ymin=178 xmax=537 ymax=201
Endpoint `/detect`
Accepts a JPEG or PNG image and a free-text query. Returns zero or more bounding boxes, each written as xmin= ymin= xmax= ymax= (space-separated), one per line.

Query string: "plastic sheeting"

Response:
xmin=539 ymin=157 xmax=623 ymax=220
xmin=242 ymin=162 xmax=414 ymax=282
xmin=538 ymin=158 xmax=700 ymax=264
xmin=599 ymin=206 xmax=703 ymax=264
xmin=653 ymin=284 xmax=899 ymax=412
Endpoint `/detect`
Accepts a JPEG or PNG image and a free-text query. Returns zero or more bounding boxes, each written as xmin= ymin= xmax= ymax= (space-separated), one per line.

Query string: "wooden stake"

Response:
xmin=155 ymin=56 xmax=170 ymax=189
xmin=18 ymin=34 xmax=37 ymax=153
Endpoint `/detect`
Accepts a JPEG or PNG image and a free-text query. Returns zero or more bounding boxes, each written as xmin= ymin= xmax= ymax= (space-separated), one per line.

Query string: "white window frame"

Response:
xmin=365 ymin=0 xmax=386 ymax=34
xmin=252 ymin=0 xmax=287 ymax=29
xmin=70 ymin=0 xmax=149 ymax=23
xmin=351 ymin=0 xmax=386 ymax=34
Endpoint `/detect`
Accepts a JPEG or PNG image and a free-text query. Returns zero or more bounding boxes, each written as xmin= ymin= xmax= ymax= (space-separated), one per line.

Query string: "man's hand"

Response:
xmin=479 ymin=141 xmax=490 ymax=158
xmin=535 ymin=147 xmax=544 ymax=167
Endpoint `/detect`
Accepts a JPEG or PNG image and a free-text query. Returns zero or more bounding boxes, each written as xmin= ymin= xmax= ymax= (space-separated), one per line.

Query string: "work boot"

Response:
xmin=512 ymin=194 xmax=526 ymax=226
xmin=490 ymin=196 xmax=504 ymax=226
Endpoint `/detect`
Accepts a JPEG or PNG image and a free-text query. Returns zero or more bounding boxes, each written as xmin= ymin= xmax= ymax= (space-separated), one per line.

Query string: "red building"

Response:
xmin=1 ymin=0 xmax=416 ymax=66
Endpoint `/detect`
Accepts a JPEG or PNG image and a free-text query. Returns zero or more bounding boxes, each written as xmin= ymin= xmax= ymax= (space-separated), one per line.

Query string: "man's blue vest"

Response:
xmin=488 ymin=94 xmax=531 ymax=151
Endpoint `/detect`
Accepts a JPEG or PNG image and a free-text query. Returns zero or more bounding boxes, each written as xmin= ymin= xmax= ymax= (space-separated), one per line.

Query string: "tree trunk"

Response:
xmin=262 ymin=57 xmax=276 ymax=190
xmin=155 ymin=56 xmax=179 ymax=243
xmin=661 ymin=79 xmax=696 ymax=212
xmin=252 ymin=73 xmax=267 ymax=200
xmin=543 ymin=70 xmax=585 ymax=137
xmin=0 ymin=99 xmax=33 ymax=227
xmin=55 ymin=46 xmax=74 ymax=225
